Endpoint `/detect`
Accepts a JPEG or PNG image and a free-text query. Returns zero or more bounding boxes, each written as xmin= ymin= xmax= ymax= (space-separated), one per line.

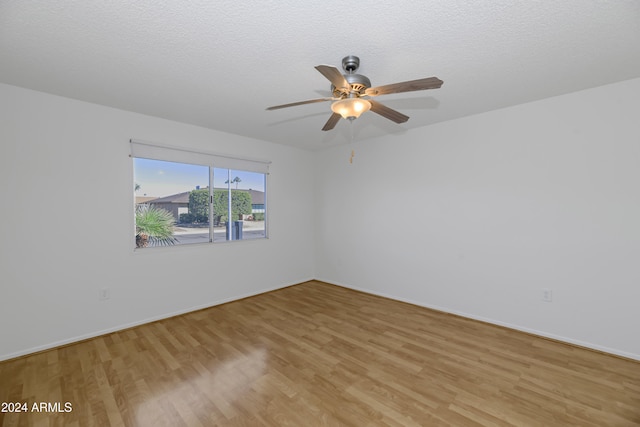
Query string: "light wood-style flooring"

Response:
xmin=1 ymin=281 xmax=639 ymax=426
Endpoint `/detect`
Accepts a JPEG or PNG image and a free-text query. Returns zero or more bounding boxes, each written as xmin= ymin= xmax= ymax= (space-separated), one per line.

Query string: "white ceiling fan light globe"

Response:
xmin=331 ymin=98 xmax=371 ymax=119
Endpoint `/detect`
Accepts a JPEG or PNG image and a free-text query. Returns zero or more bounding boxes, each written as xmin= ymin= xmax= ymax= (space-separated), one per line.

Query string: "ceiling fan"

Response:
xmin=267 ymin=55 xmax=443 ymax=131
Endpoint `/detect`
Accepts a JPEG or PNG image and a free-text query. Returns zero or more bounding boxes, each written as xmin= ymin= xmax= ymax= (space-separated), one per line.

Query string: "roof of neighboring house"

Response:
xmin=149 ymin=191 xmax=190 ymax=204
xmin=245 ymin=189 xmax=265 ymax=205
xmin=135 ymin=196 xmax=157 ymax=204
xmin=149 ymin=188 xmax=265 ymax=205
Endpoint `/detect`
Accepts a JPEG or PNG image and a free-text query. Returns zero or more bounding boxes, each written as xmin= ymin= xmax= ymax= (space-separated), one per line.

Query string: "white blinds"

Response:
xmin=129 ymin=139 xmax=271 ymax=174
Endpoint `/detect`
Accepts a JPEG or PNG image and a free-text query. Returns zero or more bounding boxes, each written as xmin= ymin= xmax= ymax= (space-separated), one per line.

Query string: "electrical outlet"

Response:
xmin=542 ymin=288 xmax=552 ymax=302
xmin=99 ymin=288 xmax=110 ymax=301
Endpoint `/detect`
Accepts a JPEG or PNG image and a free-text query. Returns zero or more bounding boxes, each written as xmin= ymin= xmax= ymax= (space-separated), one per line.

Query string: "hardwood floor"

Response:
xmin=1 ymin=280 xmax=639 ymax=426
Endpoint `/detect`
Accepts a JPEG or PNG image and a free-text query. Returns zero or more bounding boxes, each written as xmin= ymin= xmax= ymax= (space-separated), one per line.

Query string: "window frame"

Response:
xmin=131 ymin=139 xmax=270 ymax=249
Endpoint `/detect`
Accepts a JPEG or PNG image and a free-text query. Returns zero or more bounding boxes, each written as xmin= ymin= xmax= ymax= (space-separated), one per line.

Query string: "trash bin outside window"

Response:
xmin=226 ymin=221 xmax=243 ymax=240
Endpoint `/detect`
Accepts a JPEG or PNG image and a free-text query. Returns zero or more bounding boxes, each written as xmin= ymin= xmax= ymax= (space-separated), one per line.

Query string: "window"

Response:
xmin=131 ymin=140 xmax=269 ymax=249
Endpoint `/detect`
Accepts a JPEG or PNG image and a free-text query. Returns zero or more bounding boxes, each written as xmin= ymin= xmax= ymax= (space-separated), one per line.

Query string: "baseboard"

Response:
xmin=0 ymin=277 xmax=313 ymax=362
xmin=314 ymin=277 xmax=640 ymax=362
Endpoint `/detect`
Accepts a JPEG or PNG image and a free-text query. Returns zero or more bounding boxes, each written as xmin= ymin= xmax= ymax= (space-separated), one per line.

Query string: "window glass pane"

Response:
xmin=213 ymin=168 xmax=266 ymax=241
xmin=134 ymin=158 xmax=209 ymax=248
xmin=233 ymin=169 xmax=266 ymax=240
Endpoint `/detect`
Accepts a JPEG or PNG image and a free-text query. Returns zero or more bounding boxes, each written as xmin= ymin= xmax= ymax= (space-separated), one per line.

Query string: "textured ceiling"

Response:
xmin=1 ymin=1 xmax=639 ymax=150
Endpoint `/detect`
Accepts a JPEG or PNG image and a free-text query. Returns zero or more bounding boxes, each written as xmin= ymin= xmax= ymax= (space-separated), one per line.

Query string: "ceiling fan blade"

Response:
xmin=365 ymin=77 xmax=443 ymax=97
xmin=368 ymin=100 xmax=409 ymax=124
xmin=321 ymin=113 xmax=342 ymax=131
xmin=315 ymin=65 xmax=350 ymax=91
xmin=266 ymin=97 xmax=334 ymax=110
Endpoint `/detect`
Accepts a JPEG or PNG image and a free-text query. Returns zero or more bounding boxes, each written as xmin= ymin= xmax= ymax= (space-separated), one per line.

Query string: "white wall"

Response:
xmin=0 ymin=83 xmax=315 ymax=361
xmin=315 ymin=78 xmax=640 ymax=360
xmin=3 ymin=78 xmax=638 ymax=362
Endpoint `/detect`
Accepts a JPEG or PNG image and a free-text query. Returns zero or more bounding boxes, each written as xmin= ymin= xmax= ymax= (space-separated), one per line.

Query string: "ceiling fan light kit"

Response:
xmin=267 ymin=55 xmax=443 ymax=131
xmin=331 ymin=98 xmax=371 ymax=119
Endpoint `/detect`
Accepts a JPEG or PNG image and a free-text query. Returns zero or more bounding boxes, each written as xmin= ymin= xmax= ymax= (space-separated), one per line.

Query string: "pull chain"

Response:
xmin=349 ymin=118 xmax=355 ymax=164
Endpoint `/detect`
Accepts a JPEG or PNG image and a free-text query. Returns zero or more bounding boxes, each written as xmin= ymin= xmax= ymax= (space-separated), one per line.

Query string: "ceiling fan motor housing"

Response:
xmin=332 ymin=73 xmax=371 ymax=97
xmin=332 ymin=55 xmax=372 ymax=97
